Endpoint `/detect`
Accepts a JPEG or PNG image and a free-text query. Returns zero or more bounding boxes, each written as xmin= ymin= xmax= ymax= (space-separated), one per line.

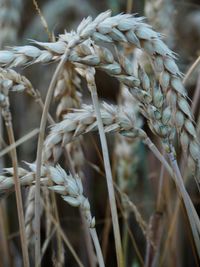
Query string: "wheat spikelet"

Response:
xmin=54 ymin=63 xmax=82 ymax=118
xmin=47 ymin=165 xmax=95 ymax=228
xmin=0 ymin=67 xmax=41 ymax=102
xmin=25 ymin=185 xmax=39 ymax=246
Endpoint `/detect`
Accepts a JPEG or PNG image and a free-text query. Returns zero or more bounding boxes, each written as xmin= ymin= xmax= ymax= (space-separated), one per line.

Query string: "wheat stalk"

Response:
xmin=0 ymin=74 xmax=30 ymax=266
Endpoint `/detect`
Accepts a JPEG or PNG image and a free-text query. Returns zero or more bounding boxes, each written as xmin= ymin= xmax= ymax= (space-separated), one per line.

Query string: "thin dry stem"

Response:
xmin=90 ymin=228 xmax=105 ymax=267
xmin=192 ymin=73 xmax=200 ymax=115
xmin=86 ymin=69 xmax=123 ymax=267
xmin=34 ymin=48 xmax=71 ymax=267
xmin=0 ymin=128 xmax=39 ymax=158
xmin=167 ymin=145 xmax=200 ymax=258
xmin=6 ymin=123 xmax=30 ymax=267
xmin=42 ymin=202 xmax=84 ymax=267
xmin=183 ymin=55 xmax=200 ymax=85
xmin=0 ymin=202 xmax=10 ymax=266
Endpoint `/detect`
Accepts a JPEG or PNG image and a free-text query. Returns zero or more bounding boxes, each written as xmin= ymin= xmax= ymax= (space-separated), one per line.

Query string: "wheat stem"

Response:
xmin=43 ymin=202 xmax=84 ymax=267
xmin=6 ymin=123 xmax=30 ymax=267
xmin=0 ymin=202 xmax=10 ymax=266
xmin=90 ymin=228 xmax=105 ymax=267
xmin=86 ymin=69 xmax=123 ymax=267
xmin=34 ymin=48 xmax=70 ymax=267
xmin=183 ymin=55 xmax=200 ymax=85
xmin=192 ymin=73 xmax=200 ymax=115
xmin=143 ymin=137 xmax=173 ymax=177
xmin=0 ymin=128 xmax=39 ymax=158
xmin=167 ymin=145 xmax=200 ymax=258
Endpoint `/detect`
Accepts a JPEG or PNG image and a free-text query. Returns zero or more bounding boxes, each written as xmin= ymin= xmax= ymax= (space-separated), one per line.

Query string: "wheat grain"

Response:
xmin=54 ymin=63 xmax=82 ymax=118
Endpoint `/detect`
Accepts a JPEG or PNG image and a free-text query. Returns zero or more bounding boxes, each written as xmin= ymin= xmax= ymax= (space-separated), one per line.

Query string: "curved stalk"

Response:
xmin=90 ymin=228 xmax=105 ymax=267
xmin=6 ymin=121 xmax=30 ymax=267
xmin=167 ymin=145 xmax=200 ymax=259
xmin=34 ymin=49 xmax=71 ymax=267
xmin=86 ymin=69 xmax=123 ymax=267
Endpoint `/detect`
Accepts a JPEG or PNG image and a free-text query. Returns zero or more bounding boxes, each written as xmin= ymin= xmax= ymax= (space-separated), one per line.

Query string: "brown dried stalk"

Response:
xmin=34 ymin=47 xmax=72 ymax=267
xmin=0 ymin=81 xmax=30 ymax=266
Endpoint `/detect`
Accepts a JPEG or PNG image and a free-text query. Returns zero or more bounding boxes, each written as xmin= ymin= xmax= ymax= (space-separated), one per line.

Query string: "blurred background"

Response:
xmin=0 ymin=0 xmax=200 ymax=266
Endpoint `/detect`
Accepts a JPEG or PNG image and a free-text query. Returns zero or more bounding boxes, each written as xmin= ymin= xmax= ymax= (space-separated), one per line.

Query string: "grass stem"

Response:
xmin=86 ymin=69 xmax=123 ymax=267
xmin=6 ymin=122 xmax=30 ymax=267
xmin=167 ymin=145 xmax=200 ymax=259
xmin=34 ymin=49 xmax=70 ymax=267
xmin=90 ymin=228 xmax=105 ymax=267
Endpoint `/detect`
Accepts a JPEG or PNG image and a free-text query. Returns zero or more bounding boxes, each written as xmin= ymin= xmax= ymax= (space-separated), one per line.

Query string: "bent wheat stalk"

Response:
xmin=34 ymin=46 xmax=72 ymax=266
xmin=0 ymin=78 xmax=30 ymax=266
xmin=85 ymin=67 xmax=123 ymax=267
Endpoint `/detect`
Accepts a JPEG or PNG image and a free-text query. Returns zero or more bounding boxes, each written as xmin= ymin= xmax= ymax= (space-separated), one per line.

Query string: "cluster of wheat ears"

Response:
xmin=0 ymin=10 xmax=200 ymax=267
